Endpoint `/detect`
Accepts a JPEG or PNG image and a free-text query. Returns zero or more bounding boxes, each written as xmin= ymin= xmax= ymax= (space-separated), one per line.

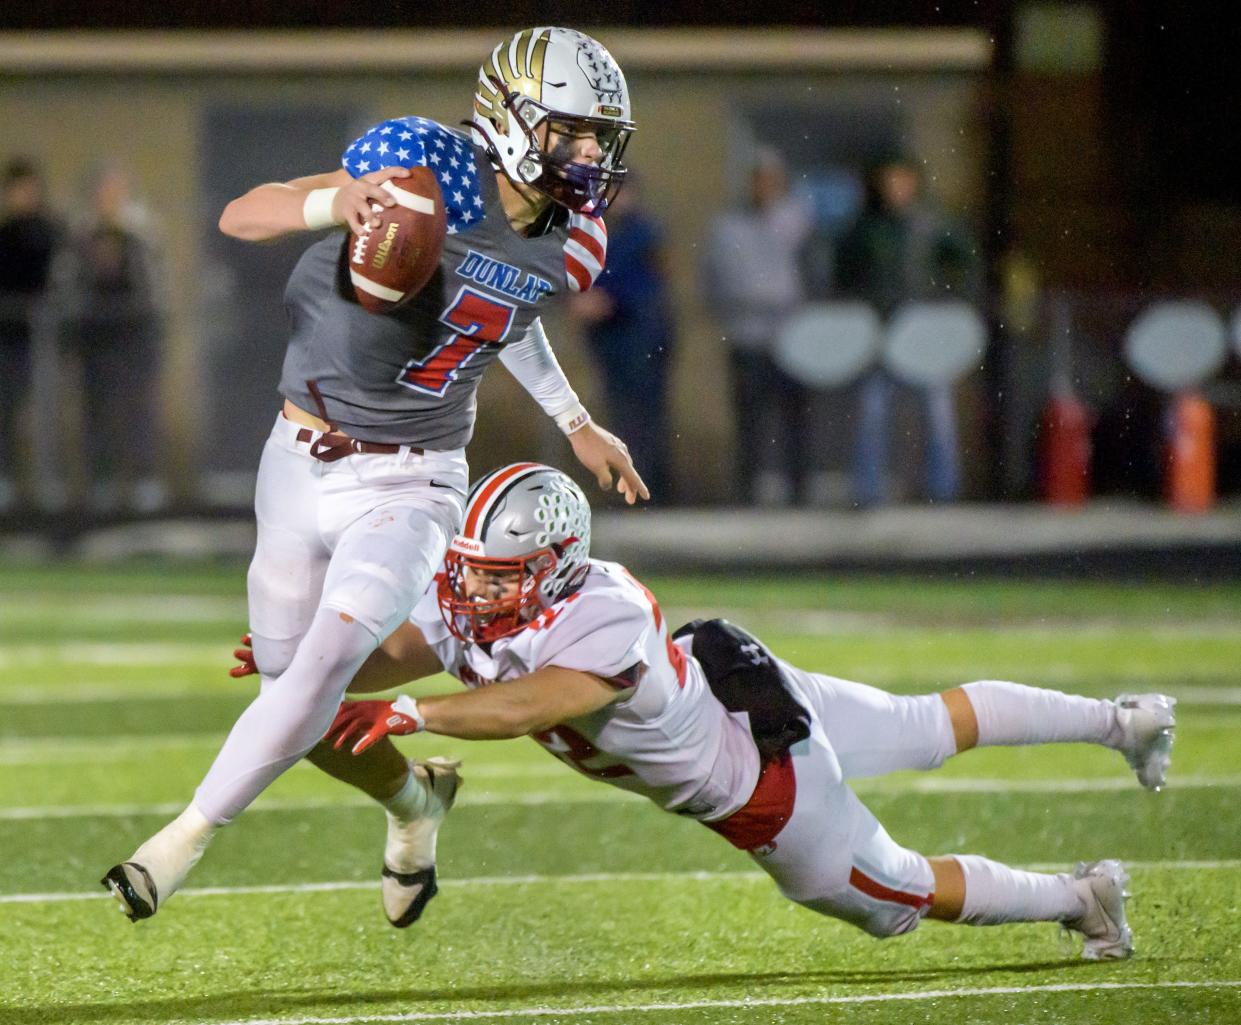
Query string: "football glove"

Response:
xmin=329 ymin=695 xmax=426 ymax=755
xmin=229 ymin=633 xmax=257 ymax=679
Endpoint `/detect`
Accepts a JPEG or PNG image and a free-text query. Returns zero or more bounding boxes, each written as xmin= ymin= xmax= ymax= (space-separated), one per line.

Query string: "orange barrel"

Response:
xmin=1039 ymin=391 xmax=1092 ymax=506
xmin=1165 ymin=392 xmax=1215 ymax=512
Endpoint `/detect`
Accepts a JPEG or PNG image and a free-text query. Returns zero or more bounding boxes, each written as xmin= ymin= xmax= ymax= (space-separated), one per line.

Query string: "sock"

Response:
xmin=381 ymin=765 xmax=430 ymax=823
xmin=961 ymin=680 xmax=1121 ymax=749
xmin=383 ymin=762 xmax=457 ymax=872
xmin=954 ymin=854 xmax=1084 ymax=925
xmin=130 ymin=802 xmax=216 ymax=904
xmin=194 ymin=606 xmax=379 ymax=824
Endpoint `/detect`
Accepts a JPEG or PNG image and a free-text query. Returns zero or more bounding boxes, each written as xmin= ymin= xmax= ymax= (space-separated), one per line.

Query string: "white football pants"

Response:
xmin=194 ymin=414 xmax=466 ymax=825
xmin=752 ymin=665 xmax=957 ymax=938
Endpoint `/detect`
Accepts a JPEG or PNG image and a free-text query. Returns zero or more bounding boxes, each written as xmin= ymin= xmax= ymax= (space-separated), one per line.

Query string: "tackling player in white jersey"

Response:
xmin=103 ymin=27 xmax=651 ymax=922
xmin=283 ymin=462 xmax=1175 ymax=955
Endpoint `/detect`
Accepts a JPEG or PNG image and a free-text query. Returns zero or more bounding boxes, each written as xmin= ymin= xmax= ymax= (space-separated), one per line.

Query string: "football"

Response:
xmin=348 ymin=168 xmax=447 ymax=314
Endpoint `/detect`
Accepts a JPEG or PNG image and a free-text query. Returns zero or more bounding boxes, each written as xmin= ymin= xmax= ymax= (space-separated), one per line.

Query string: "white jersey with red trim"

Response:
xmin=411 ymin=559 xmax=761 ymax=821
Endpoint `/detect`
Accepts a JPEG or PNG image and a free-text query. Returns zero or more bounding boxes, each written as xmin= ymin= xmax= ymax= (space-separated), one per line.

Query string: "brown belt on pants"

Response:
xmin=294 ymin=427 xmax=423 ymax=463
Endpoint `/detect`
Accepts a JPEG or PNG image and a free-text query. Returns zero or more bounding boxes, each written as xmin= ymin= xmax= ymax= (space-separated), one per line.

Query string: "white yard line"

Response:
xmin=1165 ymin=686 xmax=1241 ymax=706
xmin=0 ymin=594 xmax=245 ymax=622
xmin=0 ymin=687 xmax=224 ymax=705
xmin=5 ymin=683 xmax=1241 ymax=708
xmin=7 ymin=871 xmax=757 ymax=905
xmin=4 ymin=772 xmax=1240 ymax=820
xmin=0 ymin=790 xmax=629 ymax=820
xmin=0 ymin=740 xmax=561 ymax=770
xmin=132 ymin=981 xmax=1241 ymax=1025
xmin=0 ymin=734 xmax=222 ymax=764
xmin=866 ymin=773 xmax=1241 ymax=794
xmin=6 ymin=862 xmax=1240 ymax=907
xmin=1020 ymin=860 xmax=1241 ymax=871
xmin=0 ymin=642 xmax=231 ymax=668
xmin=0 ymin=685 xmax=443 ymax=705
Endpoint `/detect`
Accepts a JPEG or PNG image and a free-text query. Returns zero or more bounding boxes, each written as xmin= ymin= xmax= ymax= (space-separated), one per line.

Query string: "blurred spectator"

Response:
xmin=0 ymin=158 xmax=62 ymax=513
xmin=47 ymin=161 xmax=168 ymax=514
xmin=568 ymin=176 xmax=675 ymax=501
xmin=702 ymin=147 xmax=816 ymax=506
xmin=836 ymin=151 xmax=981 ymax=506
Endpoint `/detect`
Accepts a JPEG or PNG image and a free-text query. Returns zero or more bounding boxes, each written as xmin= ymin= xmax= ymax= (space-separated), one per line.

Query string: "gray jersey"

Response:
xmin=279 ymin=116 xmax=607 ymax=448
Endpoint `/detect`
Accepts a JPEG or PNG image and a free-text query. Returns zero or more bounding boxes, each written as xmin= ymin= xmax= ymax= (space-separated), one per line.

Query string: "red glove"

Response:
xmin=327 ymin=695 xmax=426 ymax=755
xmin=229 ymin=633 xmax=257 ymax=679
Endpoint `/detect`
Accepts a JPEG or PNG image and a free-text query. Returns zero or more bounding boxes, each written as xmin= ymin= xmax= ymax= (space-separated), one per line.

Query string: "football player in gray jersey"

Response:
xmin=232 ymin=463 xmax=1173 ymax=956
xmin=102 ymin=27 xmax=650 ymax=923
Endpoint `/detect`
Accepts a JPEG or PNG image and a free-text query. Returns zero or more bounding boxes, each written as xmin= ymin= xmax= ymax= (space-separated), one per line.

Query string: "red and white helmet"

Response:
xmin=438 ymin=462 xmax=592 ymax=643
xmin=470 ymin=26 xmax=635 ymax=214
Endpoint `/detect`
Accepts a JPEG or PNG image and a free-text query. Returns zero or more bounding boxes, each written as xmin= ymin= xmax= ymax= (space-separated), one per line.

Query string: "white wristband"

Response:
xmin=391 ymin=693 xmax=426 ymax=732
xmin=302 ymin=187 xmax=341 ymax=230
xmin=555 ymin=404 xmax=592 ymax=435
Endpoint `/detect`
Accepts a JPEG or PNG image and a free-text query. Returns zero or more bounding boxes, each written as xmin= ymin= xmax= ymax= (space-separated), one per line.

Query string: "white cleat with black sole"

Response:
xmin=382 ymin=756 xmax=462 ymax=928
xmin=100 ymin=803 xmax=214 ymax=922
xmin=1064 ymin=859 xmax=1134 ymax=960
xmin=1115 ymin=693 xmax=1176 ymax=791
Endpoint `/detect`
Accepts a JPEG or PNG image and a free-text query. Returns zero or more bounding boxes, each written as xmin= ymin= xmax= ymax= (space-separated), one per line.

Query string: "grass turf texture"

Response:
xmin=0 ymin=563 xmax=1239 ymax=1025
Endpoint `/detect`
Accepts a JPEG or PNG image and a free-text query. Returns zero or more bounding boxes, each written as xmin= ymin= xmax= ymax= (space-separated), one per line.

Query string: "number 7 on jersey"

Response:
xmin=397 ymin=286 xmax=516 ymax=397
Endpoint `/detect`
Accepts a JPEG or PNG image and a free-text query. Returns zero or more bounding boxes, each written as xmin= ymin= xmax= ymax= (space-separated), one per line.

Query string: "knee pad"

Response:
xmin=248 ymin=632 xmax=302 ymax=681
xmin=247 ymin=535 xmax=325 ymax=646
xmin=321 ymin=506 xmax=453 ymax=639
xmin=864 ymin=910 xmax=923 ymax=939
xmin=797 ymin=888 xmax=927 ymax=939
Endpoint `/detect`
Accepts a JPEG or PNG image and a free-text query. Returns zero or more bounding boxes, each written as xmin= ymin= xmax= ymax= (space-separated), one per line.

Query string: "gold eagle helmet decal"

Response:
xmin=475 ymin=28 xmax=551 ymax=124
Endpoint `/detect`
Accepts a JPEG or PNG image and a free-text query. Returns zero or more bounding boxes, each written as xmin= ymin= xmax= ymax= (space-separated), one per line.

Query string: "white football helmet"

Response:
xmin=470 ymin=26 xmax=635 ymax=214
xmin=438 ymin=462 xmax=592 ymax=643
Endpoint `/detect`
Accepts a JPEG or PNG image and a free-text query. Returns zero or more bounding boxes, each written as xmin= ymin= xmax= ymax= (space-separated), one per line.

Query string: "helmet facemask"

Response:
xmin=438 ymin=541 xmax=580 ymax=644
xmin=439 ymin=461 xmax=593 ymax=644
xmin=490 ymin=79 xmax=632 ymax=214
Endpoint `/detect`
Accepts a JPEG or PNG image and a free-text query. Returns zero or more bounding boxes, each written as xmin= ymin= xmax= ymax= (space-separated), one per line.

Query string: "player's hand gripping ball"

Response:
xmin=349 ymin=167 xmax=447 ymax=314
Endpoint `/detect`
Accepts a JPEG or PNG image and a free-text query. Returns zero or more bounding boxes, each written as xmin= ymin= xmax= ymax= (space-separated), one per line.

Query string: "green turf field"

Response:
xmin=1 ymin=562 xmax=1239 ymax=1025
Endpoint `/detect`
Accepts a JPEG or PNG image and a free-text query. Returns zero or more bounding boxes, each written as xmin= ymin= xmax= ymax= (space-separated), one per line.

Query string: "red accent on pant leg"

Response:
xmin=848 ymin=866 xmax=933 ymax=910
xmin=705 ymin=752 xmax=796 ymax=851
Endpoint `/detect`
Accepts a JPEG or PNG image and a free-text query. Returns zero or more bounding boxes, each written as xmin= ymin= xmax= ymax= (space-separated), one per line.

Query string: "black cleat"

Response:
xmin=101 ymin=862 xmax=158 ymax=922
xmin=380 ymin=865 xmax=438 ymax=928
